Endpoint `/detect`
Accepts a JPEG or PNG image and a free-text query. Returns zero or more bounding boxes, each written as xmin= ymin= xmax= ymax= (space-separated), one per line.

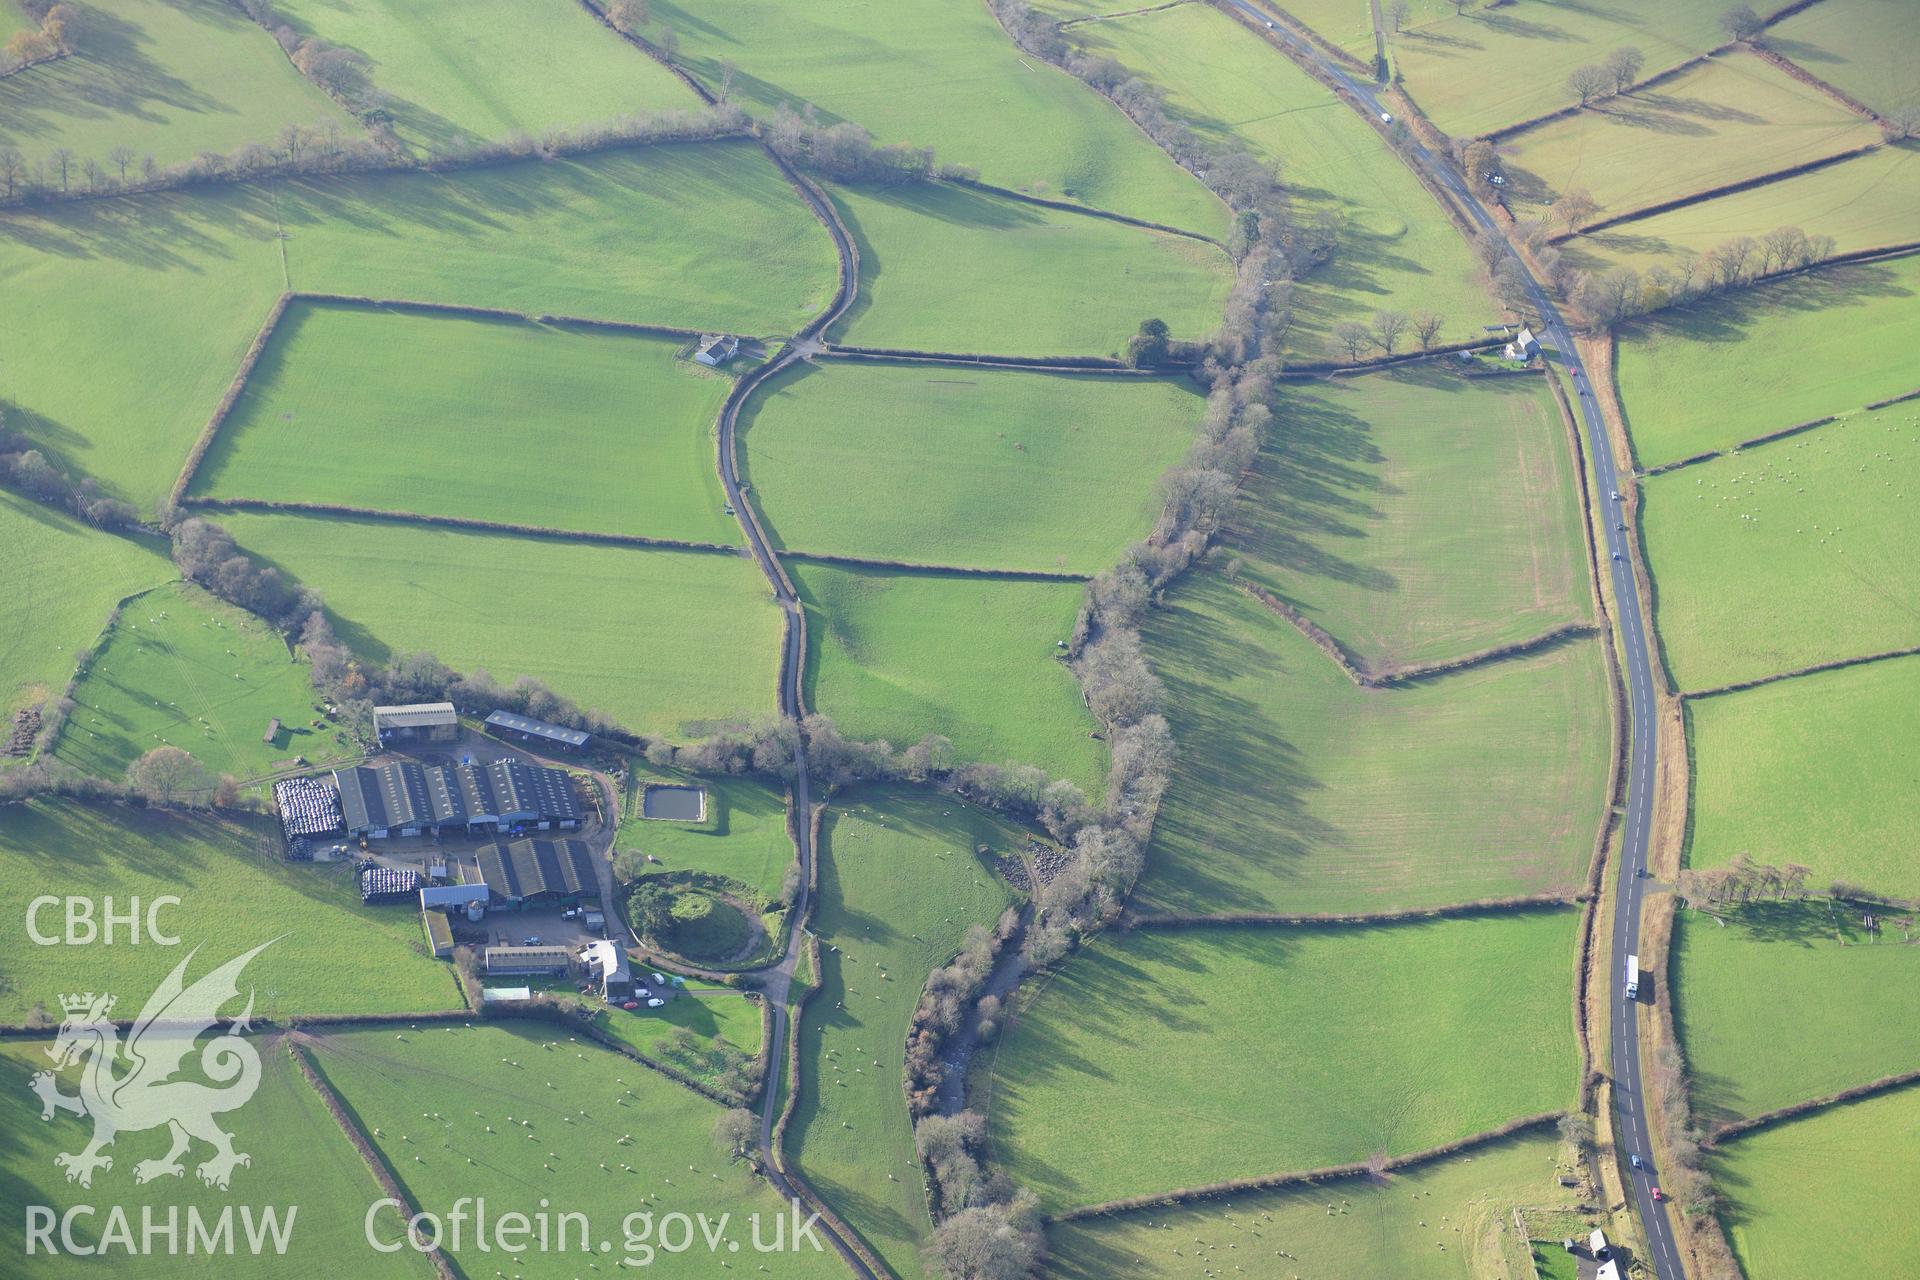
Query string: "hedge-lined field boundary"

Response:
xmin=1550 ymin=141 xmax=1886 ymax=244
xmin=1707 ymin=1070 xmax=1920 ymax=1148
xmin=167 ymin=292 xmax=294 ymax=516
xmin=288 ymin=1035 xmax=459 ymax=1279
xmin=819 ymin=346 xmax=1157 ymax=373
xmin=1239 ymin=582 xmax=1596 ymax=687
xmin=780 ymin=549 xmax=1090 ymax=583
xmin=1681 ymin=642 xmax=1920 ymax=700
xmin=1280 ymin=335 xmax=1512 ymax=376
xmin=180 ymin=496 xmax=748 ymax=555
xmin=944 ymin=174 xmax=1231 ymax=250
xmin=1046 ymin=1110 xmax=1564 ymax=1222
xmin=1640 ymin=415 xmax=1836 ymax=477
xmin=1124 ymin=895 xmax=1582 ymax=929
xmin=1751 ymin=44 xmax=1882 ymax=122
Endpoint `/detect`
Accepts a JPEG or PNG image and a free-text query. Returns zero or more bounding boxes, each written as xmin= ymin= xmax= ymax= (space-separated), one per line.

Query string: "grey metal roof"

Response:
xmin=485 ymin=710 xmax=590 ymax=748
xmin=478 ymin=837 xmax=595 ymax=900
xmin=372 ymin=702 xmax=457 ymax=729
xmin=333 ymin=759 xmax=576 ymax=833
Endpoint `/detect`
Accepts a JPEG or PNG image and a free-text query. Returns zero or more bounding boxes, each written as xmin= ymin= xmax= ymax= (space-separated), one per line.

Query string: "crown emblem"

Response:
xmin=59 ymin=992 xmax=114 ymax=1016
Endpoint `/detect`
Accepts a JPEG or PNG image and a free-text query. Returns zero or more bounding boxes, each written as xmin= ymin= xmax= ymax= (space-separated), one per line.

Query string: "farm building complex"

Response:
xmin=287 ymin=758 xmax=583 ymax=840
xmin=476 ymin=836 xmax=598 ymax=908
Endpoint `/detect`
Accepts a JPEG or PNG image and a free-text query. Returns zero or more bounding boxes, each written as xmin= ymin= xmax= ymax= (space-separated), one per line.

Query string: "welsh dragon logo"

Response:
xmin=29 ymin=941 xmax=276 ymax=1190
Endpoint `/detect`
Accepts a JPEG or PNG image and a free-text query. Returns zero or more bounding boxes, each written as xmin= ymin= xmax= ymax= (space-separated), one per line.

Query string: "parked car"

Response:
xmin=1488 ymin=174 xmax=1506 ymax=186
xmin=647 ymin=998 xmax=666 ymax=1008
xmin=621 ymin=1001 xmax=638 ymax=1011
xmin=523 ymin=935 xmax=542 ymax=945
xmin=651 ymin=972 xmax=667 ymax=985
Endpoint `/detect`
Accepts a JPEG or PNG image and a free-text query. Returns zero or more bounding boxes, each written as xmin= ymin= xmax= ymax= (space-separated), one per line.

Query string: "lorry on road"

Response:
xmin=1626 ymin=953 xmax=1640 ymax=1000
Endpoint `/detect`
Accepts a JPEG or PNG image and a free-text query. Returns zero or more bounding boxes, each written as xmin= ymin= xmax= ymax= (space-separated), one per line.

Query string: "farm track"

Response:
xmin=564 ymin=12 xmax=885 ymax=1274
xmin=1220 ymin=2 xmax=1686 ymax=1273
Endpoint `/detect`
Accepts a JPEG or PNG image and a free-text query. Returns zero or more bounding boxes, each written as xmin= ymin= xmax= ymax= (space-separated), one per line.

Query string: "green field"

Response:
xmin=1675 ymin=901 xmax=1920 ymax=1126
xmin=0 ymin=1036 xmax=421 ymax=1275
xmin=193 ymin=302 xmax=739 ymax=545
xmin=990 ymin=913 xmax=1578 ymax=1210
xmin=271 ymin=0 xmax=696 ymax=153
xmin=1614 ymin=252 xmax=1920 ymax=469
xmin=0 ymin=143 xmax=835 ymax=516
xmin=0 ymin=0 xmax=361 ymax=169
xmin=1390 ymin=0 xmax=1729 ymax=138
xmin=643 ymin=0 xmax=1230 ymax=236
xmin=1134 ymin=570 xmax=1609 ymax=915
xmin=1770 ymin=0 xmax=1916 ymax=115
xmin=1045 ymin=1130 xmax=1579 ymax=1280
xmin=1562 ymin=142 xmax=1920 ymax=281
xmin=307 ymin=1021 xmax=845 ymax=1278
xmin=618 ymin=770 xmax=795 ymax=902
xmin=52 ymin=581 xmax=354 ymax=784
xmin=595 ymin=989 xmax=764 ymax=1059
xmin=1232 ymin=369 xmax=1589 ymax=672
xmin=1500 ymin=52 xmax=1877 ymax=227
xmin=1071 ymin=3 xmax=1496 ymax=360
xmin=0 ymin=800 xmax=462 ymax=1022
xmin=826 ymin=182 xmax=1233 ymax=357
xmin=1688 ymin=655 xmax=1920 ymax=900
xmin=790 ymin=788 xmax=1019 ymax=1280
xmin=742 ymin=362 xmax=1201 ymax=574
xmin=790 ymin=562 xmax=1104 ymax=795
xmin=0 ymin=494 xmax=173 ymax=718
xmin=1641 ymin=407 xmax=1920 ymax=691
xmin=1712 ymin=1083 xmax=1920 ymax=1280
xmin=276 ymin=141 xmax=837 ymax=330
xmin=219 ymin=511 xmax=782 ymax=740
xmin=1265 ymin=0 xmax=1376 ymax=57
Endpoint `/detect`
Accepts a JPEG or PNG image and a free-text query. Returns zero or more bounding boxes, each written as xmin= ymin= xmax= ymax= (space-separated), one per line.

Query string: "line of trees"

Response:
xmin=1331 ymin=308 xmax=1446 ymax=361
xmin=763 ymin=106 xmax=963 ymax=185
xmin=1567 ymin=224 xmax=1838 ymax=329
xmin=914 ymin=1111 xmax=1045 ymax=1279
xmin=988 ymin=0 xmax=1307 ymax=264
xmin=0 ymin=105 xmax=747 ymax=207
xmin=1565 ymin=46 xmax=1645 ymax=107
xmin=0 ymin=0 xmax=85 ymax=75
xmin=906 ymin=908 xmax=1020 ymax=1117
xmin=0 ymin=409 xmax=139 ymax=531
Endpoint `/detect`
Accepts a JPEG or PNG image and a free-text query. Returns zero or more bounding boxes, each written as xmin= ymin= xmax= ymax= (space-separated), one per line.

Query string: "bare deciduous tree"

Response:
xmin=1566 ymin=63 xmax=1612 ymax=106
xmin=1414 ymin=311 xmax=1445 ymax=350
xmin=124 ymin=746 xmax=213 ymax=806
xmin=1720 ymin=3 xmax=1764 ymax=41
xmin=1333 ymin=321 xmax=1375 ymax=362
xmin=1555 ymin=187 xmax=1599 ymax=231
xmin=1605 ymin=45 xmax=1645 ymax=93
xmin=107 ymin=144 xmax=134 ymax=181
xmin=1373 ymin=309 xmax=1409 ymax=355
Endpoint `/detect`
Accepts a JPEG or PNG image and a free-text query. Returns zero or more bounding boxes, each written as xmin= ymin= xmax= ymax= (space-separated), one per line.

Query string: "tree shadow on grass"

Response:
xmin=0 ymin=1 xmax=237 ymax=153
xmin=1226 ymin=381 xmax=1396 ymax=595
xmin=1625 ymin=261 xmax=1913 ymax=349
xmin=1134 ymin=583 xmax=1339 ymax=913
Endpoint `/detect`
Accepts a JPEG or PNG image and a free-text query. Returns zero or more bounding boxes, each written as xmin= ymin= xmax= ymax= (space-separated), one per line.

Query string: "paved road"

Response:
xmin=709 ymin=170 xmax=878 ymax=1280
xmin=1221 ymin=4 xmax=1683 ymax=1275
